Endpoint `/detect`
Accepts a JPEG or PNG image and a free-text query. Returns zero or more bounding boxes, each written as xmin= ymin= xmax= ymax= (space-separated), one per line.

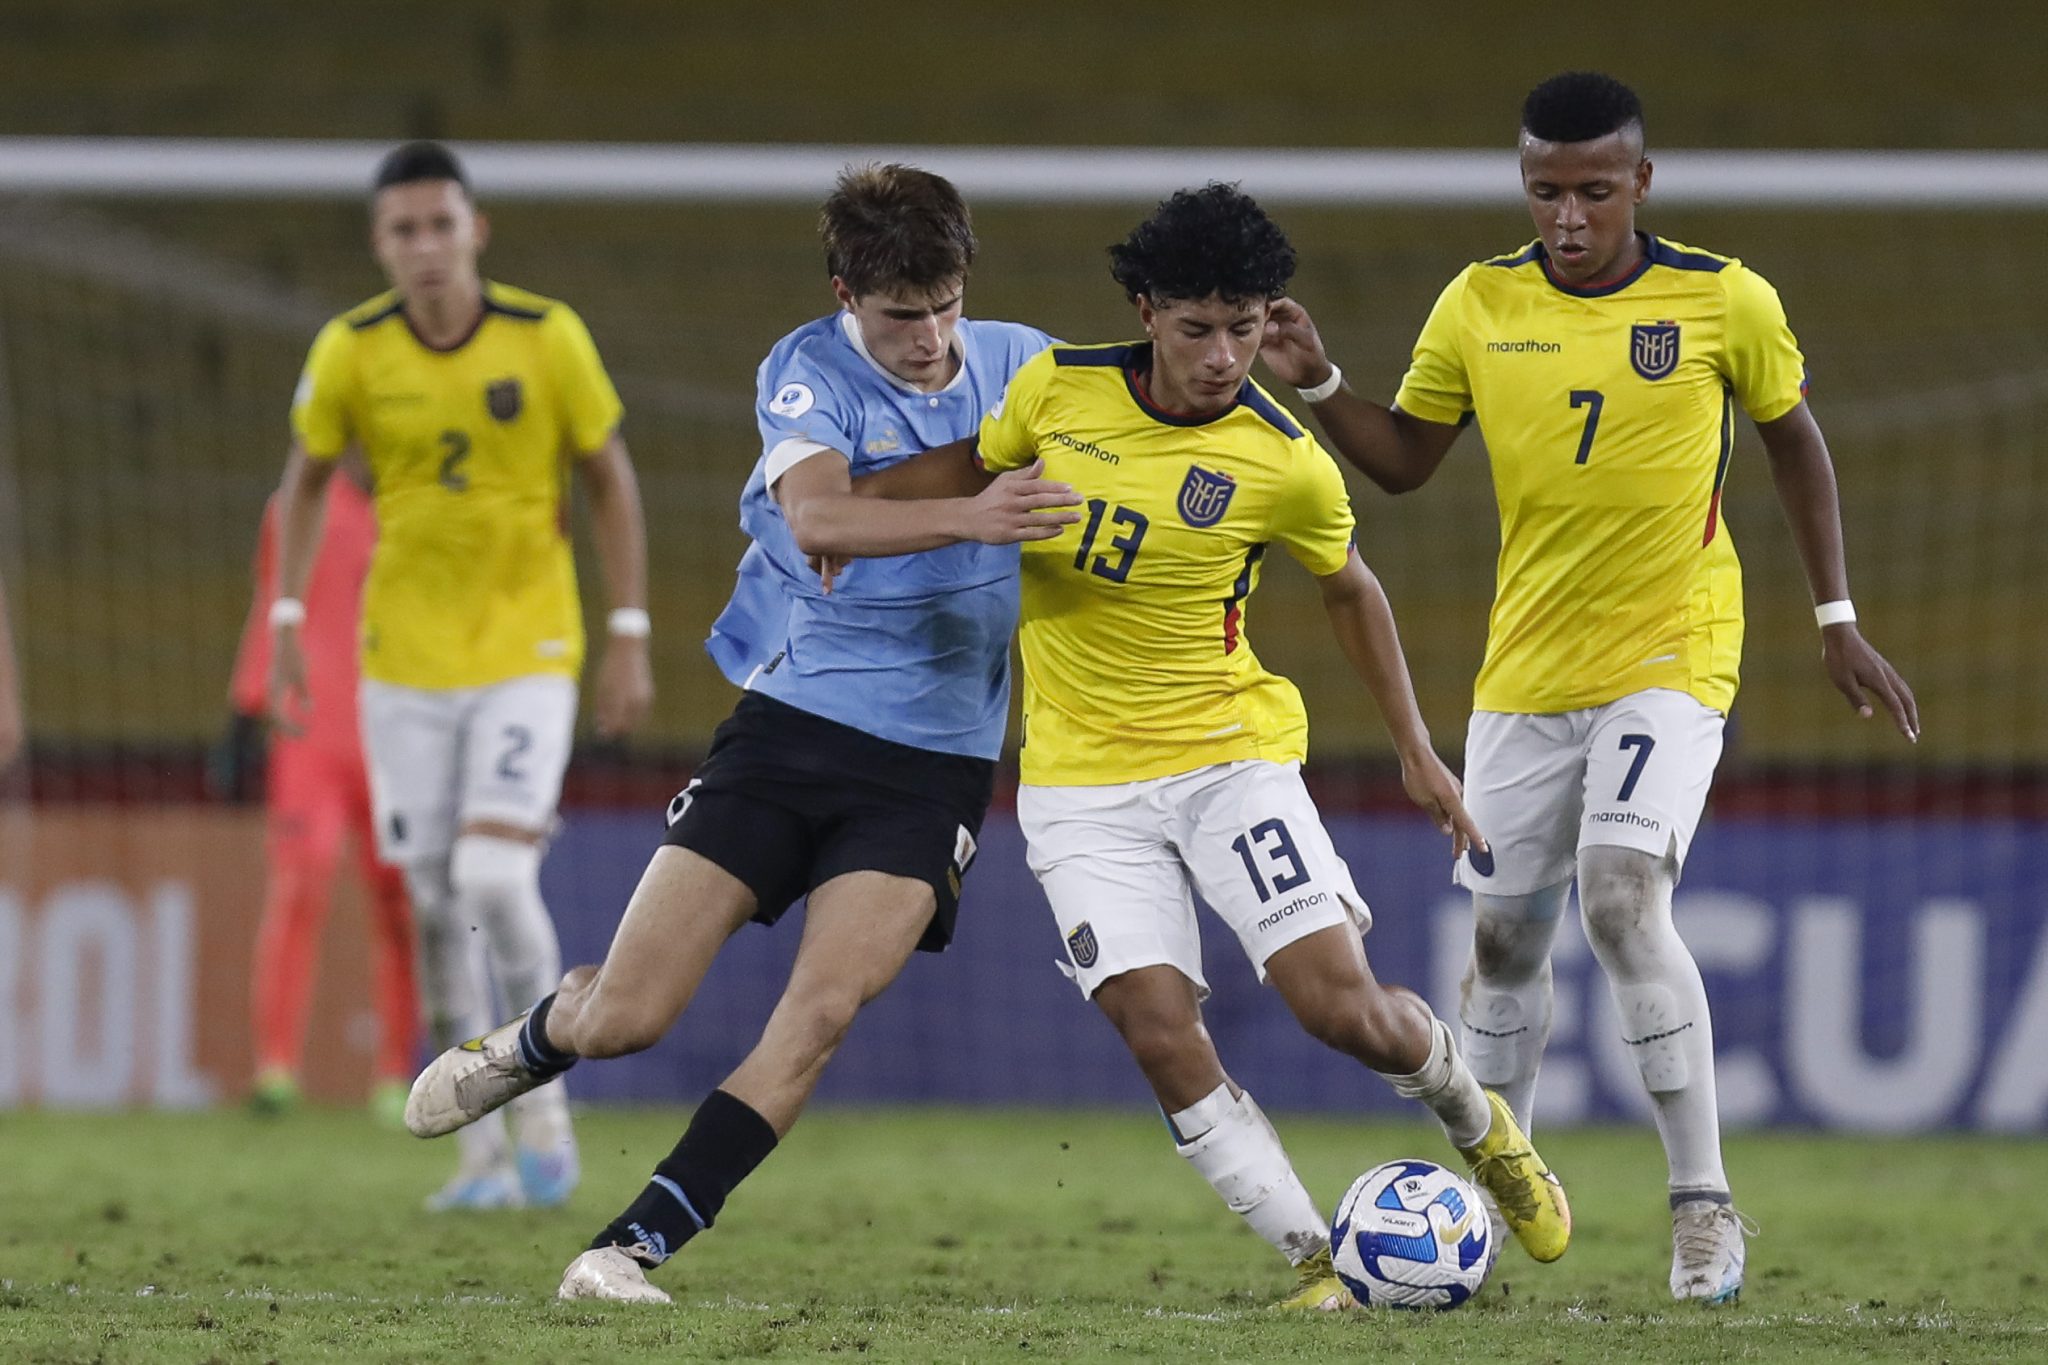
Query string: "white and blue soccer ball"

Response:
xmin=1330 ymin=1158 xmax=1497 ymax=1310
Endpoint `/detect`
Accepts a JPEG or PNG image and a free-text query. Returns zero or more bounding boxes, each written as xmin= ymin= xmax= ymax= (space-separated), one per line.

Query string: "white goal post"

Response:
xmin=2 ymin=137 xmax=2048 ymax=206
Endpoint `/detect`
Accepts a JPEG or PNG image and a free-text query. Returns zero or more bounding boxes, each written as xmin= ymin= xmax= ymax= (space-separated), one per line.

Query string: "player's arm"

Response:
xmin=212 ymin=501 xmax=276 ymax=799
xmin=779 ymin=443 xmax=1079 ymax=558
xmin=267 ymin=441 xmax=338 ymax=737
xmin=1317 ymin=550 xmax=1486 ymax=857
xmin=1261 ymin=298 xmax=1463 ymax=494
xmin=0 ymin=571 xmax=21 ymax=768
xmin=575 ymin=431 xmax=655 ymax=738
xmin=1756 ymin=402 xmax=1919 ymax=741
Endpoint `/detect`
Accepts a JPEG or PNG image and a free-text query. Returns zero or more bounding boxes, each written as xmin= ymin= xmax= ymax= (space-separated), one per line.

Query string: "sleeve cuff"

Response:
xmin=764 ymin=437 xmax=840 ymax=489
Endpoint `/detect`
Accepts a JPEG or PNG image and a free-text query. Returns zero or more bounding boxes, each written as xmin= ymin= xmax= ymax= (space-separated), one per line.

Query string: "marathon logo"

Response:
xmin=1256 ymin=890 xmax=1328 ymax=932
xmin=1588 ymin=809 xmax=1664 ymax=832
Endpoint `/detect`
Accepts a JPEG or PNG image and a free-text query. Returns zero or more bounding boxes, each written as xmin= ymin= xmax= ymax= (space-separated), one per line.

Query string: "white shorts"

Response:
xmin=360 ymin=674 xmax=579 ymax=864
xmin=1454 ymin=687 xmax=1725 ymax=896
xmin=1018 ymin=760 xmax=1371 ymax=1000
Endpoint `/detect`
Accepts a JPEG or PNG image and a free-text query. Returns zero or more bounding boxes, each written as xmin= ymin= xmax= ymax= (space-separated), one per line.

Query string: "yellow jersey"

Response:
xmin=290 ymin=281 xmax=624 ymax=690
xmin=979 ymin=343 xmax=1356 ymax=787
xmin=1394 ymin=234 xmax=1808 ymax=716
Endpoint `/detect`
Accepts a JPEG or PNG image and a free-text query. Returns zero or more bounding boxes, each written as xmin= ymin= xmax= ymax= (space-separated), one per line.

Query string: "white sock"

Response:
xmin=1383 ymin=1016 xmax=1493 ymax=1149
xmin=1578 ymin=846 xmax=1728 ymax=1196
xmin=405 ymin=858 xmax=510 ymax=1171
xmin=451 ymin=834 xmax=573 ymax=1150
xmin=1171 ymin=1084 xmax=1328 ymax=1265
xmin=1460 ymin=882 xmax=1570 ymax=1131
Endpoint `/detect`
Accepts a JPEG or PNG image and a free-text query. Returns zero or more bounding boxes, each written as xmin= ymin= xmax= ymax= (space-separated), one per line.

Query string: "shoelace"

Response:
xmin=1292 ymin=1249 xmax=1335 ymax=1292
xmin=1673 ymin=1205 xmax=1760 ymax=1270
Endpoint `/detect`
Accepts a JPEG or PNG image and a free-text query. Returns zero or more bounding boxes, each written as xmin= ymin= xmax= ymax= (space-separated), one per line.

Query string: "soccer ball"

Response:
xmin=1330 ymin=1159 xmax=1497 ymax=1310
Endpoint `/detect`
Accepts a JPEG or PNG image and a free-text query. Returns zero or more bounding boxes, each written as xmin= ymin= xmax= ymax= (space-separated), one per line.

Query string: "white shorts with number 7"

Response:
xmin=1019 ymin=759 xmax=1371 ymax=1000
xmin=1454 ymin=686 xmax=1726 ymax=896
xmin=360 ymin=674 xmax=578 ymax=864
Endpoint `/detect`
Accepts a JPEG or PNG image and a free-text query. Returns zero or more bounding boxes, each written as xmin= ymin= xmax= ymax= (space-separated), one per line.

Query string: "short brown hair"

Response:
xmin=820 ymin=164 xmax=976 ymax=298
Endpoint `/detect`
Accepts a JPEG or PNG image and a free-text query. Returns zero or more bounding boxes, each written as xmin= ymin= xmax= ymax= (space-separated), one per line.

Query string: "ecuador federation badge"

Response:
xmin=1177 ymin=465 xmax=1237 ymax=527
xmin=1630 ymin=321 xmax=1680 ymax=381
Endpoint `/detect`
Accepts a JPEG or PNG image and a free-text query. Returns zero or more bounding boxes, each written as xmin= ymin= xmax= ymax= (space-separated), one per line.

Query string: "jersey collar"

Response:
xmin=1120 ymin=343 xmax=1242 ymax=428
xmin=1536 ymin=232 xmax=1657 ymax=299
xmin=838 ymin=311 xmax=970 ymax=395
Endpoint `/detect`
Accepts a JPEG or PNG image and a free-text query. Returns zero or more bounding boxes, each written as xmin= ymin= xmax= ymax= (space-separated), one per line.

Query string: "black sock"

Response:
xmin=516 ymin=993 xmax=578 ymax=1077
xmin=591 ymin=1088 xmax=779 ymax=1265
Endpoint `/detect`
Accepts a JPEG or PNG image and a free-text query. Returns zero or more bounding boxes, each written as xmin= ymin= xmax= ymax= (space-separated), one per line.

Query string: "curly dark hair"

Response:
xmin=1521 ymin=71 xmax=1644 ymax=146
xmin=1108 ymin=183 xmax=1296 ymax=306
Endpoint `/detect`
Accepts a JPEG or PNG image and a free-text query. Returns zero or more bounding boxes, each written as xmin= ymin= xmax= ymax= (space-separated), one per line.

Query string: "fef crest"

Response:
xmin=1066 ymin=921 xmax=1099 ymax=969
xmin=1177 ymin=465 xmax=1237 ymax=528
xmin=486 ymin=377 xmax=523 ymax=421
xmin=1630 ymin=322 xmax=1680 ymax=381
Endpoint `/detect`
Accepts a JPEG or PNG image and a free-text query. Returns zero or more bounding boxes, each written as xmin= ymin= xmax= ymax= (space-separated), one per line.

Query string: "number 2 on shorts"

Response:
xmin=1231 ymin=818 xmax=1311 ymax=904
xmin=1616 ymin=732 xmax=1655 ymax=802
xmin=497 ymin=725 xmax=533 ymax=782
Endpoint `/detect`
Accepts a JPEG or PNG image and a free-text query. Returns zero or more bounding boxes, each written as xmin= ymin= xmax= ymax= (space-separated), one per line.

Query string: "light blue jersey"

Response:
xmin=707 ymin=312 xmax=1054 ymax=759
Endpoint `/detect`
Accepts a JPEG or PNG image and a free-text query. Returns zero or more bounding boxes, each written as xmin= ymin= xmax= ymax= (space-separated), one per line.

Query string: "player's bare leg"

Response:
xmin=564 ymin=870 xmax=933 ymax=1302
xmin=406 ymin=846 xmax=755 ymax=1139
xmin=1093 ymin=964 xmax=1343 ymax=1309
xmin=1576 ymin=844 xmax=1743 ymax=1302
xmin=1264 ymin=924 xmax=1570 ymax=1263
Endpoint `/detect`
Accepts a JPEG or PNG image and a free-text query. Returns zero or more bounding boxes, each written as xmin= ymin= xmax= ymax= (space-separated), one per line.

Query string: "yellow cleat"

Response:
xmin=1273 ymin=1247 xmax=1351 ymax=1311
xmin=1457 ymin=1090 xmax=1571 ymax=1263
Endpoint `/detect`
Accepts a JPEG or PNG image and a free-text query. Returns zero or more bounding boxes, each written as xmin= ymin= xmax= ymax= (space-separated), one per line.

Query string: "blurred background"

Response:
xmin=0 ymin=0 xmax=2041 ymax=1131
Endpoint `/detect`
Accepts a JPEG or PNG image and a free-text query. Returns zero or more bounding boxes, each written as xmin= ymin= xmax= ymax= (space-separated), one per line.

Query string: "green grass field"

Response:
xmin=3 ymin=1107 xmax=2043 ymax=1363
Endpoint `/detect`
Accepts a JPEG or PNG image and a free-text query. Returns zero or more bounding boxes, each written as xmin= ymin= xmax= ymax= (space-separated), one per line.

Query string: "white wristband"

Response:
xmin=1296 ymin=364 xmax=1344 ymax=405
xmin=1814 ymin=600 xmax=1857 ymax=628
xmin=268 ymin=597 xmax=306 ymax=630
xmin=607 ymin=607 xmax=652 ymax=639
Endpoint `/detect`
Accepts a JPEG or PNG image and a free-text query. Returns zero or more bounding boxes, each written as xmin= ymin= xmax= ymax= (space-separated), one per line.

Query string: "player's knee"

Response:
xmin=1577 ymin=849 xmax=1663 ymax=958
xmin=792 ymin=984 xmax=864 ymax=1055
xmin=450 ymin=833 xmax=543 ymax=912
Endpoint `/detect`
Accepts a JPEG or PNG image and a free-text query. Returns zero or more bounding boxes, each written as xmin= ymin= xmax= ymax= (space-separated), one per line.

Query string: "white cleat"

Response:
xmin=406 ymin=1013 xmax=551 ymax=1139
xmin=1671 ymin=1200 xmax=1753 ymax=1305
xmin=424 ymin=1163 xmax=524 ymax=1212
xmin=558 ymin=1246 xmax=671 ymax=1303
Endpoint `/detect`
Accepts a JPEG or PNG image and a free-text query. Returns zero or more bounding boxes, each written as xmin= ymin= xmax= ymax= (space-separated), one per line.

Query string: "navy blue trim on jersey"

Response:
xmin=1484 ymin=243 xmax=1545 ymax=269
xmin=483 ymin=295 xmax=549 ymax=322
xmin=1536 ymin=233 xmax=1656 ymax=298
xmin=1643 ymin=236 xmax=1729 ymax=273
xmin=1237 ymin=385 xmax=1304 ymax=439
xmin=348 ymin=299 xmax=405 ymax=331
xmin=1054 ymin=344 xmax=1135 ymax=368
xmin=1221 ymin=543 xmax=1266 ymax=654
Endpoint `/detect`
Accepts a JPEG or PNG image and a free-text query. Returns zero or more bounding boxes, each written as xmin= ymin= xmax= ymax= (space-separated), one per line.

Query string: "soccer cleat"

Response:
xmin=405 ymin=1012 xmax=552 ymax=1139
xmin=424 ymin=1163 xmax=525 ymax=1212
xmin=1457 ymin=1089 xmax=1571 ymax=1263
xmin=559 ymin=1246 xmax=671 ymax=1303
xmin=1473 ymin=1183 xmax=1513 ymax=1254
xmin=248 ymin=1069 xmax=300 ymax=1117
xmin=1272 ymin=1247 xmax=1351 ymax=1311
xmin=1671 ymin=1200 xmax=1752 ymax=1304
xmin=517 ymin=1143 xmax=581 ymax=1208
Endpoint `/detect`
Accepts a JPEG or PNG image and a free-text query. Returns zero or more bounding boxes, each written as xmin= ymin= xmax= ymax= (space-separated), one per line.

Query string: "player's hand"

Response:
xmin=594 ymin=634 xmax=654 ymax=738
xmin=958 ymin=460 xmax=1082 ymax=545
xmin=808 ymin=553 xmax=852 ymax=593
xmin=1399 ymin=749 xmax=1488 ymax=861
xmin=1260 ymin=297 xmax=1335 ymax=390
xmin=1821 ymin=623 xmax=1919 ymax=742
xmin=266 ymin=629 xmax=312 ymax=738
